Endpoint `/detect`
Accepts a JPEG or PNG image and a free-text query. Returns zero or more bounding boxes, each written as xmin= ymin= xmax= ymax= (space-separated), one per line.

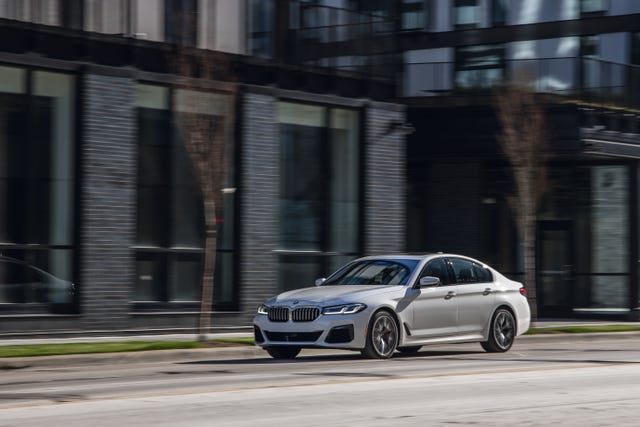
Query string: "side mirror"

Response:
xmin=415 ymin=276 xmax=440 ymax=289
xmin=315 ymin=278 xmax=326 ymax=287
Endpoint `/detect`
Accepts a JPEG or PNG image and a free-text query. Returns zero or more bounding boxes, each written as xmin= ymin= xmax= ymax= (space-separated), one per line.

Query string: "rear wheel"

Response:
xmin=481 ymin=308 xmax=516 ymax=353
xmin=266 ymin=346 xmax=301 ymax=359
xmin=361 ymin=310 xmax=399 ymax=359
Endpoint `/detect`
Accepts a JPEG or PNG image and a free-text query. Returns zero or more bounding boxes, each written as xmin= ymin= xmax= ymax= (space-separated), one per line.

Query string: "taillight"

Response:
xmin=519 ymin=287 xmax=527 ymax=296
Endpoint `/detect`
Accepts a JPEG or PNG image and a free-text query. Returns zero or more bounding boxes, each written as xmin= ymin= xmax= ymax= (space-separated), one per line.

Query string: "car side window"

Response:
xmin=472 ymin=262 xmax=493 ymax=283
xmin=419 ymin=258 xmax=451 ymax=286
xmin=449 ymin=258 xmax=478 ymax=284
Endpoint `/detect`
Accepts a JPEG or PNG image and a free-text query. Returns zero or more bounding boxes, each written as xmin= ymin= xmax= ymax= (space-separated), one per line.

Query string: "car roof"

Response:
xmin=359 ymin=253 xmax=479 ymax=262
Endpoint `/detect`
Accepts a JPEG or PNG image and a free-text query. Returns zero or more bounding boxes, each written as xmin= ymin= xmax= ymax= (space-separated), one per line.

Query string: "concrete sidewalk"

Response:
xmin=1 ymin=322 xmax=640 ymax=369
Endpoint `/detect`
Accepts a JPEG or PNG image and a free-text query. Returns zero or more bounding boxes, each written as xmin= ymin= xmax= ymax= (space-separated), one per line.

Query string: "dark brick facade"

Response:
xmin=239 ymin=89 xmax=407 ymax=313
xmin=79 ymin=72 xmax=137 ymax=330
xmin=364 ymin=104 xmax=407 ymax=255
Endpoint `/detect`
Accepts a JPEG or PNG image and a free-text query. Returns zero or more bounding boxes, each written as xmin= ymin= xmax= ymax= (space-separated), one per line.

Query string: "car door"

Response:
xmin=409 ymin=257 xmax=458 ymax=339
xmin=451 ymin=257 xmax=495 ymax=336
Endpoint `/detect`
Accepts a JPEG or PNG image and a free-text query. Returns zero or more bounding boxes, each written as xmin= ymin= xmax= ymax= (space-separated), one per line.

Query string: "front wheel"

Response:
xmin=481 ymin=308 xmax=516 ymax=353
xmin=361 ymin=310 xmax=399 ymax=359
xmin=266 ymin=346 xmax=301 ymax=359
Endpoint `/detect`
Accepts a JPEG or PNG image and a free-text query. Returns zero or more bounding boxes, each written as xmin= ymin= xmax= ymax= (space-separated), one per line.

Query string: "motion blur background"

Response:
xmin=0 ymin=0 xmax=639 ymax=335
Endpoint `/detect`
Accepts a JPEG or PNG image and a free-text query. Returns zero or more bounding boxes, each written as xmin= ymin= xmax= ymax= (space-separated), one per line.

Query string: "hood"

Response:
xmin=269 ymin=285 xmax=396 ymax=306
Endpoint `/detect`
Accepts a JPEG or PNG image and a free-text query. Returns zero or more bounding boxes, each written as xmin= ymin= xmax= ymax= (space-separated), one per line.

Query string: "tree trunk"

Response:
xmin=523 ymin=218 xmax=538 ymax=321
xmin=198 ymin=192 xmax=217 ymax=342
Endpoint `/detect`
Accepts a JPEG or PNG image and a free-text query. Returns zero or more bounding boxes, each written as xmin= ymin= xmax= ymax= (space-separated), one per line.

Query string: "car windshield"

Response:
xmin=323 ymin=259 xmax=419 ymax=286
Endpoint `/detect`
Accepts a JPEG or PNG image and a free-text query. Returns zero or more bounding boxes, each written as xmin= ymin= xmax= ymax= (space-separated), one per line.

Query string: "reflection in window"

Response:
xmin=455 ymin=44 xmax=505 ymax=89
xmin=277 ymin=102 xmax=360 ymax=292
xmin=454 ymin=0 xmax=480 ymax=27
xmin=248 ymin=0 xmax=275 ymax=58
xmin=164 ymin=0 xmax=198 ymax=45
xmin=492 ymin=0 xmax=506 ymax=25
xmin=581 ymin=35 xmax=600 ymax=89
xmin=135 ymin=85 xmax=237 ymax=309
xmin=401 ymin=0 xmax=427 ymax=30
xmin=0 ymin=67 xmax=75 ymax=312
xmin=581 ymin=0 xmax=607 ymax=14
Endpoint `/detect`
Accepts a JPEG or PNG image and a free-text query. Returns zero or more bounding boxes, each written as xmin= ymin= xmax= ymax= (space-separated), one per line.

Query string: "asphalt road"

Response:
xmin=2 ymin=335 xmax=640 ymax=426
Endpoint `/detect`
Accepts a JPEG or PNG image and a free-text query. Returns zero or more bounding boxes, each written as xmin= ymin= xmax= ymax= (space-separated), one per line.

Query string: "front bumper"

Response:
xmin=253 ymin=311 xmax=370 ymax=350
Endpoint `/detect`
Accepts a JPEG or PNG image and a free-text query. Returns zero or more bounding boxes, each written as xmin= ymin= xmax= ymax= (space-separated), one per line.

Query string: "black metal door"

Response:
xmin=537 ymin=220 xmax=574 ymax=317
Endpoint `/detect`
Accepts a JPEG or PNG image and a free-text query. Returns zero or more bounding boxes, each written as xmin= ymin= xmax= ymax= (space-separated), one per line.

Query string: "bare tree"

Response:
xmin=173 ymin=46 xmax=234 ymax=341
xmin=495 ymin=82 xmax=550 ymax=321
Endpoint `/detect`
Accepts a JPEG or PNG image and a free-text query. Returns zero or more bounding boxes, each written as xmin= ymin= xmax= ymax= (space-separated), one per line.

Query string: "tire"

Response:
xmin=397 ymin=346 xmax=422 ymax=355
xmin=481 ymin=308 xmax=516 ymax=353
xmin=361 ymin=310 xmax=399 ymax=359
xmin=266 ymin=346 xmax=301 ymax=359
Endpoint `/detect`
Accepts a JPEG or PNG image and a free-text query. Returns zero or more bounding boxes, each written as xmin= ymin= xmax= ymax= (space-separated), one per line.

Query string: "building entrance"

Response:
xmin=537 ymin=220 xmax=574 ymax=317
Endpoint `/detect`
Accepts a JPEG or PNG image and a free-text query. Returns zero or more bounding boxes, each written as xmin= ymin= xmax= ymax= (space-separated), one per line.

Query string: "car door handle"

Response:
xmin=445 ymin=291 xmax=456 ymax=300
xmin=483 ymin=288 xmax=493 ymax=296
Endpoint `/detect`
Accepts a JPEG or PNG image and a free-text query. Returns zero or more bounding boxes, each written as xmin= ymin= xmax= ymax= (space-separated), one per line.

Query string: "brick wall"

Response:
xmin=364 ymin=104 xmax=407 ymax=255
xmin=79 ymin=71 xmax=136 ymax=329
xmin=239 ymin=91 xmax=280 ymax=313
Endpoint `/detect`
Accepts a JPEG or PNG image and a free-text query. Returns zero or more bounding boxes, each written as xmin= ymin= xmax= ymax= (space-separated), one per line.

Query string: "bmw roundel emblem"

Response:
xmin=293 ymin=300 xmax=299 ymax=305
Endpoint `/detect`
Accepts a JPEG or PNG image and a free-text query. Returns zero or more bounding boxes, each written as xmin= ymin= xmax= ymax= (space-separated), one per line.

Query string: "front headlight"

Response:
xmin=257 ymin=304 xmax=269 ymax=315
xmin=322 ymin=303 xmax=367 ymax=315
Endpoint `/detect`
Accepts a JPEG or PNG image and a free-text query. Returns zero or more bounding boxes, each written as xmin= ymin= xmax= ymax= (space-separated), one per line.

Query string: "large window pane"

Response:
xmin=0 ymin=68 xmax=75 ymax=313
xmin=278 ymin=103 xmax=325 ymax=251
xmin=277 ymin=102 xmax=361 ymax=291
xmin=34 ymin=71 xmax=75 ymax=246
xmin=135 ymin=85 xmax=236 ymax=308
xmin=329 ymin=108 xmax=359 ymax=254
xmin=455 ymin=45 xmax=505 ymax=89
xmin=454 ymin=0 xmax=480 ymax=27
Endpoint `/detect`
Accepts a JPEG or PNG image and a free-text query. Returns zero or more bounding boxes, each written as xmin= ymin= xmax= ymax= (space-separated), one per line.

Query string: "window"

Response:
xmin=455 ymin=44 xmax=505 ymax=89
xmin=420 ymin=258 xmax=451 ymax=285
xmin=492 ymin=0 xmax=506 ymax=25
xmin=277 ymin=102 xmax=360 ymax=291
xmin=135 ymin=85 xmax=237 ymax=309
xmin=248 ymin=0 xmax=275 ymax=58
xmin=401 ymin=0 xmax=427 ymax=31
xmin=631 ymin=33 xmax=640 ymax=65
xmin=0 ymin=66 xmax=76 ymax=313
xmin=473 ymin=263 xmax=493 ymax=283
xmin=581 ymin=35 xmax=600 ymax=89
xmin=450 ymin=258 xmax=479 ymax=284
xmin=60 ymin=0 xmax=84 ymax=30
xmin=454 ymin=0 xmax=480 ymax=28
xmin=581 ymin=0 xmax=607 ymax=15
xmin=164 ymin=0 xmax=198 ymax=46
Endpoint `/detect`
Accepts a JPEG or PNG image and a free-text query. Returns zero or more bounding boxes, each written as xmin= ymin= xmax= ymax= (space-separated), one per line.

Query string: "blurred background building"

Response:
xmin=0 ymin=0 xmax=639 ymax=336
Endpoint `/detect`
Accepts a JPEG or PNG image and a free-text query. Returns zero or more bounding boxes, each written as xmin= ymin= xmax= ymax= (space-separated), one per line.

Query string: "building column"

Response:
xmin=364 ymin=103 xmax=407 ymax=255
xmin=79 ymin=68 xmax=136 ymax=330
xmin=239 ymin=90 xmax=279 ymax=314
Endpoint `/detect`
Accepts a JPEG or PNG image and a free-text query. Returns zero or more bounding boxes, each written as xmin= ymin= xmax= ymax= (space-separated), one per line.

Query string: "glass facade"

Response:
xmin=454 ymin=0 xmax=480 ymax=28
xmin=0 ymin=65 xmax=75 ymax=312
xmin=484 ymin=163 xmax=631 ymax=315
xmin=277 ymin=102 xmax=360 ymax=291
xmin=248 ymin=0 xmax=275 ymax=58
xmin=401 ymin=0 xmax=427 ymax=30
xmin=135 ymin=84 xmax=236 ymax=309
xmin=455 ymin=44 xmax=505 ymax=89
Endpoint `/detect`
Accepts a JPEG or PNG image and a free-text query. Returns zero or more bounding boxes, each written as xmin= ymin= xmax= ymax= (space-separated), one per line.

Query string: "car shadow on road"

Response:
xmin=179 ymin=349 xmax=484 ymax=366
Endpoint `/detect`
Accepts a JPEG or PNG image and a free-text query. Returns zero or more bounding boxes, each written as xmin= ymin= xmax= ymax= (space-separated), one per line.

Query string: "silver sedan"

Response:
xmin=253 ymin=254 xmax=531 ymax=359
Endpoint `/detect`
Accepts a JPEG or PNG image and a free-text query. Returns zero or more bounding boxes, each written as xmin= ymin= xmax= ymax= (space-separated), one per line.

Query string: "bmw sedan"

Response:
xmin=254 ymin=254 xmax=530 ymax=359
